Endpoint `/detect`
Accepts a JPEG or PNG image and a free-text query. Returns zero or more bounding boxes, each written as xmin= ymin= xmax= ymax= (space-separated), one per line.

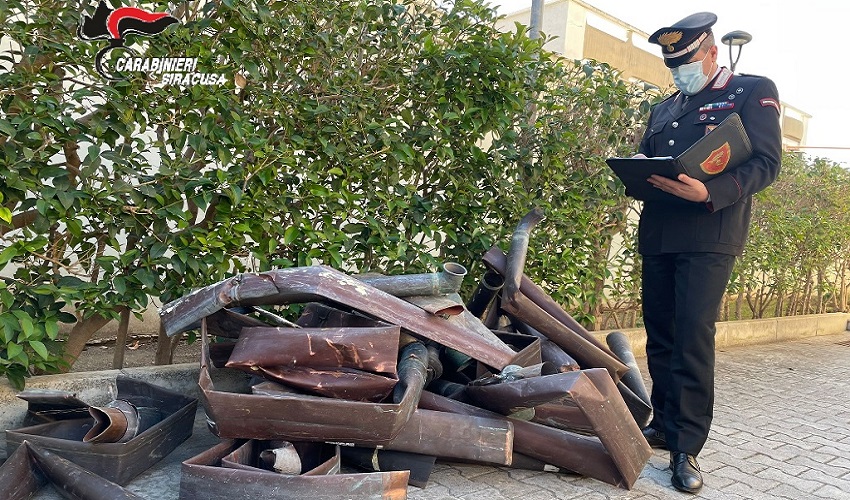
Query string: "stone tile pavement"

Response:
xmin=21 ymin=331 xmax=850 ymax=499
xmin=405 ymin=331 xmax=850 ymax=500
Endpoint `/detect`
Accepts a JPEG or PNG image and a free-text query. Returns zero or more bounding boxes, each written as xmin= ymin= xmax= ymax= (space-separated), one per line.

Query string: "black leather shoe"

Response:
xmin=670 ymin=452 xmax=703 ymax=494
xmin=641 ymin=427 xmax=667 ymax=449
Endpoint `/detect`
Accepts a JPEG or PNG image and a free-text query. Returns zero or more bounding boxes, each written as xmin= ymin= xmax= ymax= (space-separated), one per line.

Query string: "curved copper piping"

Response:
xmin=466 ymin=269 xmax=505 ymax=319
xmin=503 ymin=208 xmax=545 ymax=303
xmin=84 ymin=400 xmax=137 ymax=443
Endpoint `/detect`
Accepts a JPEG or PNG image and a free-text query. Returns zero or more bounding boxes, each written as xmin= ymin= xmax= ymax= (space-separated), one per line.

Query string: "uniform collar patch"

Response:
xmin=711 ymin=67 xmax=734 ymax=90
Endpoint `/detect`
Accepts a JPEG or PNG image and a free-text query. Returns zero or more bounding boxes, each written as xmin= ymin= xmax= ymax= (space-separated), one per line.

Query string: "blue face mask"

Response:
xmin=671 ymin=52 xmax=710 ymax=95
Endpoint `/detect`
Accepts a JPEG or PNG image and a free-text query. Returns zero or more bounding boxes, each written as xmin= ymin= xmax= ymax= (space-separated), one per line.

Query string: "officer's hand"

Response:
xmin=647 ymin=174 xmax=710 ymax=203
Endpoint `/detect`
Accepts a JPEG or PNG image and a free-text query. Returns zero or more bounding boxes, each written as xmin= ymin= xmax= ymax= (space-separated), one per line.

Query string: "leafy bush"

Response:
xmin=0 ymin=0 xmax=652 ymax=387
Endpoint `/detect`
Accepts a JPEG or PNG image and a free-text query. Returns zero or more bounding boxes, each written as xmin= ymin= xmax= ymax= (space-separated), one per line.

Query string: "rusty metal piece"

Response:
xmin=199 ymin=319 xmax=424 ymax=444
xmin=84 ymin=402 xmax=133 ymax=443
xmin=403 ymin=294 xmax=465 ymax=316
xmin=483 ymin=246 xmax=621 ymax=360
xmin=26 ymin=443 xmax=144 ymax=499
xmin=420 ymin=367 xmax=651 ymax=489
xmin=15 ymin=388 xmax=90 ymax=426
xmin=295 ymin=302 xmax=389 ymax=328
xmin=180 ymin=439 xmax=409 ymax=500
xmin=514 ymin=321 xmax=581 ymax=372
xmin=224 ymin=325 xmax=400 ymax=402
xmin=497 ymin=289 xmax=629 ymax=382
xmin=425 ymin=379 xmax=469 ymax=401
xmin=419 ymin=390 xmax=623 ymax=486
xmin=5 ymin=376 xmax=197 ymax=485
xmin=381 ymin=408 xmax=513 ymax=466
xmin=606 ymin=332 xmax=650 ymax=404
xmin=466 ymin=269 xmax=505 ymax=319
xmin=354 ymin=262 xmax=468 ymax=297
xmin=492 ymin=330 xmax=542 ymax=368
xmin=606 ymin=332 xmax=652 ymax=428
xmin=424 ymin=343 xmax=443 ymax=384
xmin=160 ymin=265 xmax=515 ymax=370
xmin=394 ymin=341 xmax=429 ymax=403
xmin=83 ymin=400 xmax=161 ymax=444
xmin=0 ymin=440 xmax=45 ymax=500
xmin=251 ymin=366 xmax=398 ymax=402
xmin=341 ymin=447 xmax=437 ymax=488
xmin=503 ymin=207 xmax=545 ymax=302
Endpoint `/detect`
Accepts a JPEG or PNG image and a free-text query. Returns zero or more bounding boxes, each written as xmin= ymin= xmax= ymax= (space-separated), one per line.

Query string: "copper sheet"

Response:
xmin=27 ymin=443 xmax=144 ymax=499
xmin=0 ymin=441 xmax=143 ymax=499
xmin=0 ymin=441 xmax=45 ymax=500
xmin=180 ymin=439 xmax=409 ymax=500
xmin=5 ymin=376 xmax=197 ymax=485
xmin=381 ymin=408 xmax=513 ymax=465
xmin=199 ymin=319 xmax=424 ymax=444
xmin=161 ymin=265 xmax=515 ymax=370
xmin=15 ymin=389 xmax=90 ymax=426
xmin=420 ymin=367 xmax=652 ymax=490
xmin=418 ymin=390 xmax=623 ymax=486
xmin=225 ymin=325 xmax=400 ymax=401
xmin=465 ymin=371 xmax=592 ymax=430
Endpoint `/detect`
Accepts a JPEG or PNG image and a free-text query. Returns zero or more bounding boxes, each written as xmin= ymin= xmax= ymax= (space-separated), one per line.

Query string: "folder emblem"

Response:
xmin=700 ymin=142 xmax=731 ymax=174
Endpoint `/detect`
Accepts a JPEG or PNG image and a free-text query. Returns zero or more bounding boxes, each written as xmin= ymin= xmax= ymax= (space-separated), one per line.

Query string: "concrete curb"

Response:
xmin=593 ymin=312 xmax=850 ymax=356
xmin=0 ymin=363 xmax=203 ymax=461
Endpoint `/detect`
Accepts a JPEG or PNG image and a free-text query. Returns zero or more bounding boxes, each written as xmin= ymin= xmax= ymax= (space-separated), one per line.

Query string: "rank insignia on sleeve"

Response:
xmin=760 ymin=98 xmax=781 ymax=114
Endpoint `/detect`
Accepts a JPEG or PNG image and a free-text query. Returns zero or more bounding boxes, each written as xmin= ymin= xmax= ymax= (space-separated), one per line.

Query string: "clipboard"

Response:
xmin=607 ymin=112 xmax=752 ymax=202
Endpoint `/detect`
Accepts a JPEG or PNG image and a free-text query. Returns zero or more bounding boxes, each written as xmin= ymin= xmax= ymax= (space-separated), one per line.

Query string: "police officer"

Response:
xmin=636 ymin=12 xmax=782 ymax=494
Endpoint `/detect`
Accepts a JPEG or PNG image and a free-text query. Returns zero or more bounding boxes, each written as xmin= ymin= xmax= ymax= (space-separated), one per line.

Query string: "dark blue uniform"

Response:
xmin=637 ymin=67 xmax=782 ymax=455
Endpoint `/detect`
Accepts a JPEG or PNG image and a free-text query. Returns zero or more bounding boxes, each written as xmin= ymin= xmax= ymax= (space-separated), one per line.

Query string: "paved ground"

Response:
xmin=22 ymin=331 xmax=850 ymax=499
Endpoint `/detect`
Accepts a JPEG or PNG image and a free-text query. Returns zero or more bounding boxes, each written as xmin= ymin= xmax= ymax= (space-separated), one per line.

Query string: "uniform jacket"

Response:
xmin=637 ymin=67 xmax=782 ymax=256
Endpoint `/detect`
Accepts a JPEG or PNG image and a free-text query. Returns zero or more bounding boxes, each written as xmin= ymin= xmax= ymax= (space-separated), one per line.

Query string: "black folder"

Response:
xmin=607 ymin=112 xmax=752 ymax=202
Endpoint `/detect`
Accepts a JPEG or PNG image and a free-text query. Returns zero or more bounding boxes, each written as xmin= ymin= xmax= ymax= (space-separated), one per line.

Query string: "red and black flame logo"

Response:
xmin=78 ymin=1 xmax=178 ymax=80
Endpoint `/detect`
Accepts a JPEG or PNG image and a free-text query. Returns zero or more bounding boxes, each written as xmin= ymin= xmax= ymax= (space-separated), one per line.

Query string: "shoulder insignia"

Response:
xmin=760 ymin=98 xmax=781 ymax=114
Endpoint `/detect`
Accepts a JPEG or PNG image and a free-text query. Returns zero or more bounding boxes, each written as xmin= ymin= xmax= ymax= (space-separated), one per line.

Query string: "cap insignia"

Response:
xmin=658 ymin=31 xmax=683 ymax=52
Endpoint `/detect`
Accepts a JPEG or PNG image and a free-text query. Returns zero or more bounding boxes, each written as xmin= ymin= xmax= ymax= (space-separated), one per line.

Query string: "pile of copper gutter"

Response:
xmin=2 ymin=377 xmax=197 ymax=499
xmin=160 ymin=209 xmax=653 ymax=495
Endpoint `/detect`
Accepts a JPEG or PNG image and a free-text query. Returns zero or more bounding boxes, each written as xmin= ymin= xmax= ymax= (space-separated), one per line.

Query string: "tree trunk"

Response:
xmin=62 ymin=307 xmax=129 ymax=371
xmin=154 ymin=321 xmax=182 ymax=365
xmin=111 ymin=308 xmax=131 ymax=369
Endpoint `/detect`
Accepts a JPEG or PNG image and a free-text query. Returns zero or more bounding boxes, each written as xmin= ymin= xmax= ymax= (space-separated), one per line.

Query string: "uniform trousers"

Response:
xmin=642 ymin=252 xmax=736 ymax=456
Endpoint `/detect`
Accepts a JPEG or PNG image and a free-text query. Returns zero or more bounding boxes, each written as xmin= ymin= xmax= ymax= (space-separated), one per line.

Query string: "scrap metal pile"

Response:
xmin=1 ymin=377 xmax=198 ymax=499
xmin=158 ymin=208 xmax=653 ymax=499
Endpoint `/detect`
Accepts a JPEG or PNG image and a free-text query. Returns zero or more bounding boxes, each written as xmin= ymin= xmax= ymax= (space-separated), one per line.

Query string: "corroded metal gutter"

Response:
xmin=160 ymin=265 xmax=515 ymax=370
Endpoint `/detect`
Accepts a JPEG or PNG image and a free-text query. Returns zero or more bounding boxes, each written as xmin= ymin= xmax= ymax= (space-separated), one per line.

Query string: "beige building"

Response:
xmin=496 ymin=0 xmax=809 ymax=148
